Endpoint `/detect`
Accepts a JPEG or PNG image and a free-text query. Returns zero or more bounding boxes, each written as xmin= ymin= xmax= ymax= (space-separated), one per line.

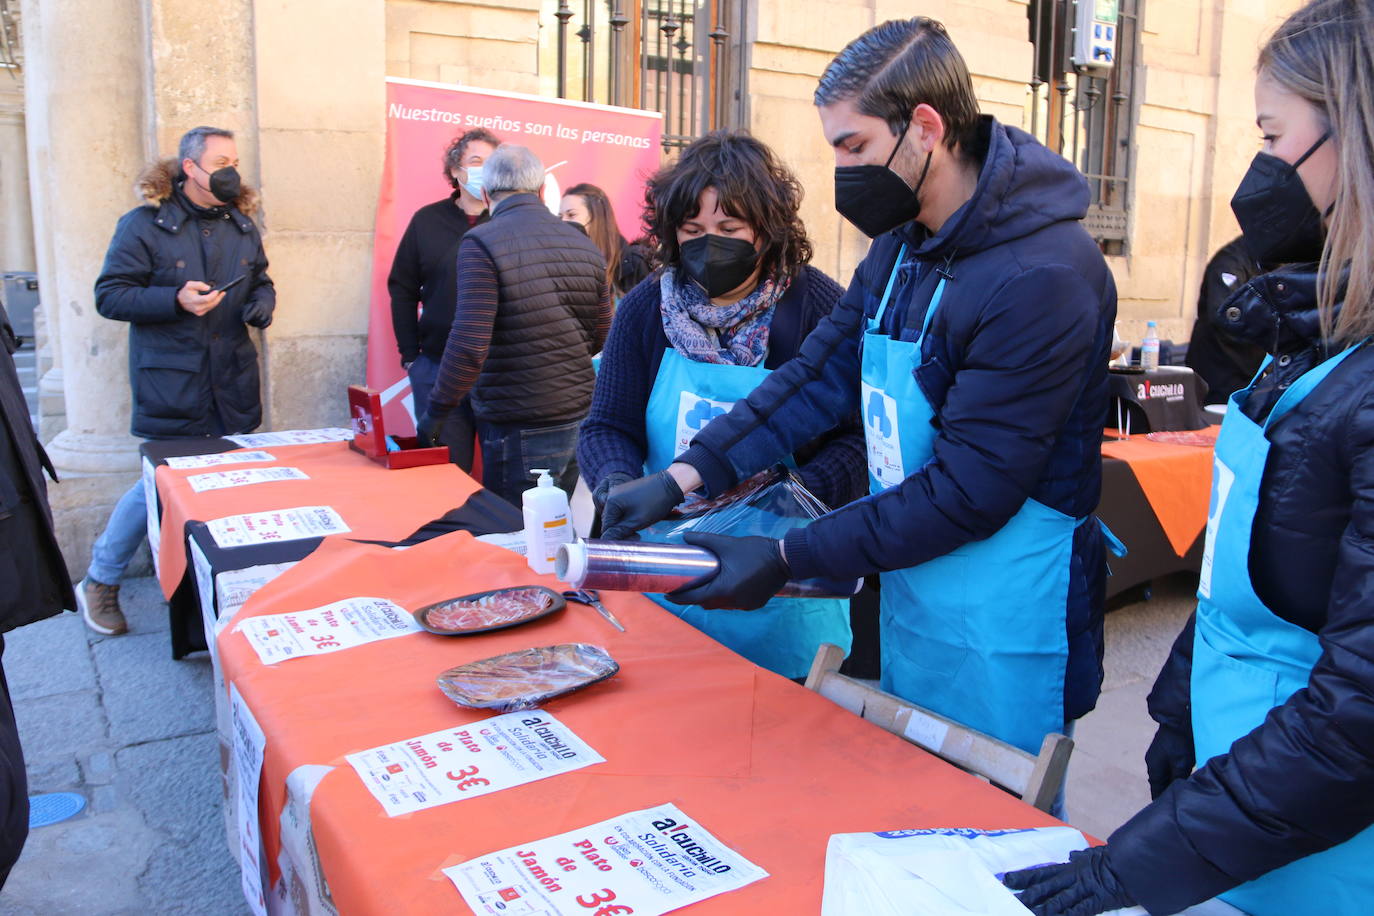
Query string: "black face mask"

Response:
xmin=834 ymin=121 xmax=932 ymax=238
xmin=1230 ymin=131 xmax=1329 ymax=268
xmin=193 ymin=161 xmax=242 ymax=205
xmin=679 ymin=234 xmax=759 ymax=299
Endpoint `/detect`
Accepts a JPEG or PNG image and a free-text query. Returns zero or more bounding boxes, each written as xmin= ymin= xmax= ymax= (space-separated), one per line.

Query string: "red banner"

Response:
xmin=366 ymin=79 xmax=663 ymax=433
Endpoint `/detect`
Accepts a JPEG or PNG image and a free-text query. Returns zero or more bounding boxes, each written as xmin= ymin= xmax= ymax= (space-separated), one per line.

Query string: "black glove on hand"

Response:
xmin=592 ymin=471 xmax=636 ymax=513
xmin=416 ymin=406 xmax=450 ymax=449
xmin=242 ymin=299 xmax=273 ymax=329
xmin=1144 ymin=721 xmax=1195 ymax=800
xmin=599 ymin=470 xmax=683 ymax=540
xmin=666 ymin=531 xmax=790 ymax=611
xmin=1002 ymin=846 xmax=1135 ymax=916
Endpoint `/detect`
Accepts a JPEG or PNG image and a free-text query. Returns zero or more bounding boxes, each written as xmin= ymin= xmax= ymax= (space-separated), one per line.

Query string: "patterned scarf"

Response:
xmin=658 ymin=267 xmax=789 ymax=367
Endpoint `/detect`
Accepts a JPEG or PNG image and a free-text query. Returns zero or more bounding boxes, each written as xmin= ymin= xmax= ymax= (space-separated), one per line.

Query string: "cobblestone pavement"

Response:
xmin=2 ymin=577 xmax=247 ymax=915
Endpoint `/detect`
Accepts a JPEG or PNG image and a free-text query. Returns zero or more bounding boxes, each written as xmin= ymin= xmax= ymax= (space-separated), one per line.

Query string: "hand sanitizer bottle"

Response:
xmin=522 ymin=469 xmax=572 ymax=574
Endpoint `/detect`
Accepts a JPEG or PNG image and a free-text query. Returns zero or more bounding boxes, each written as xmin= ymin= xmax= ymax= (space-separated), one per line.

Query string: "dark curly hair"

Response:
xmin=442 ymin=128 xmax=501 ymax=189
xmin=642 ymin=130 xmax=812 ymax=283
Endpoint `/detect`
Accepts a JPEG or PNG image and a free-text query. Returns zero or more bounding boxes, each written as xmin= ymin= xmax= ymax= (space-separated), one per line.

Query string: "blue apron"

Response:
xmin=862 ymin=245 xmax=1075 ymax=754
xmin=641 ymin=347 xmax=853 ymax=679
xmin=1191 ymin=341 xmax=1374 ymax=916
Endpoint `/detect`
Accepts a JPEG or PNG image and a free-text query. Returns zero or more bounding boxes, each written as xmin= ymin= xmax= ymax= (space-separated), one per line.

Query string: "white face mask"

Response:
xmin=461 ymin=165 xmax=484 ymax=200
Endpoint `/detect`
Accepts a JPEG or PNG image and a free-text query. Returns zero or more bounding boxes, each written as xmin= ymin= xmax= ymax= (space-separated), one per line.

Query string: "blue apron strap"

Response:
xmin=915 ymin=277 xmax=948 ymax=346
xmin=871 ymin=243 xmax=908 ymax=329
xmin=1097 ymin=517 xmax=1128 ymax=558
xmin=1264 ymin=340 xmax=1367 ymax=431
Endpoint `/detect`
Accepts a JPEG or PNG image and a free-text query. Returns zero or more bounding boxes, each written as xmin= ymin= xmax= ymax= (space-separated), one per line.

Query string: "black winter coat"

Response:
xmin=94 ymin=161 xmax=275 ymax=440
xmin=0 ymin=303 xmax=73 ymax=630
xmin=1112 ymin=268 xmax=1374 ymax=914
xmin=386 ymin=192 xmax=488 ymax=364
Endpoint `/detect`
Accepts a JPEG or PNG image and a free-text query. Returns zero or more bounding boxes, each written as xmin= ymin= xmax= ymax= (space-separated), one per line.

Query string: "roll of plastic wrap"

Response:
xmin=556 ymin=540 xmax=861 ymax=599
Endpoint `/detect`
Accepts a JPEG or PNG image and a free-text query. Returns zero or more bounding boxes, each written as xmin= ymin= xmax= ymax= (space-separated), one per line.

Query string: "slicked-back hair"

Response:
xmin=178 ymin=126 xmax=234 ymax=169
xmin=442 ymin=128 xmax=500 ymax=189
xmin=642 ymin=130 xmax=812 ymax=284
xmin=815 ymin=18 xmax=979 ymax=151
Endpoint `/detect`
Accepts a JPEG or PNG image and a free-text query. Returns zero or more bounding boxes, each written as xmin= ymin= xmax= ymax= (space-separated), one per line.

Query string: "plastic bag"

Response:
xmin=436 ymin=644 xmax=619 ymax=712
xmin=646 ymin=466 xmax=858 ymax=598
xmin=822 ymin=827 xmax=1147 ymax=916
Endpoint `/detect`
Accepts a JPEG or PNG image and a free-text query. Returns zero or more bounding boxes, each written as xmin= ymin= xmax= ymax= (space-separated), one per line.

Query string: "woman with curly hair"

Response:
xmin=577 ymin=130 xmax=866 ymax=678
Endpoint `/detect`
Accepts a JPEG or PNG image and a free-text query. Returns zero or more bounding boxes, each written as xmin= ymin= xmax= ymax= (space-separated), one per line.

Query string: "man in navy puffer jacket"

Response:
xmin=599 ymin=18 xmax=1116 ymax=754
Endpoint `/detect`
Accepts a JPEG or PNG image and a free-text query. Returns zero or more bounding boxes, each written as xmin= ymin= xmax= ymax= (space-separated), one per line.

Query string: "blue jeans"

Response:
xmin=407 ymin=353 xmax=440 ymax=422
xmin=477 ymin=417 xmax=581 ymax=507
xmin=87 ymin=477 xmax=147 ymax=586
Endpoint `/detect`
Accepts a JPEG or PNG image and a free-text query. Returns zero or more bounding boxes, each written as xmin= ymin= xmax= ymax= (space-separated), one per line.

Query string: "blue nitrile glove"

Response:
xmin=416 ymin=405 xmax=451 ymax=448
xmin=666 ymin=531 xmax=789 ymax=611
xmin=1002 ymin=846 xmax=1135 ymax=916
xmin=599 ymin=470 xmax=683 ymax=540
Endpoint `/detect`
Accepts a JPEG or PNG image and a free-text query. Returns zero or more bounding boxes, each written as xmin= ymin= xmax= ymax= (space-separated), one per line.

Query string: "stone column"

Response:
xmin=21 ymin=0 xmax=150 ymax=574
xmin=0 ymin=98 xmax=35 ymax=274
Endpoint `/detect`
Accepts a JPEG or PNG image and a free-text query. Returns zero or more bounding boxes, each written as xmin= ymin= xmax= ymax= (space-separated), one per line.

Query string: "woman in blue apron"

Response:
xmin=577 ymin=131 xmax=866 ymax=678
xmin=1006 ymin=3 xmax=1374 ymax=913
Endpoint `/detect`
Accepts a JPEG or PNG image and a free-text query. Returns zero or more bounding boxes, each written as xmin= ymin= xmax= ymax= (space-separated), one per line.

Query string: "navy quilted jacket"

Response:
xmin=678 ymin=116 xmax=1117 ymax=720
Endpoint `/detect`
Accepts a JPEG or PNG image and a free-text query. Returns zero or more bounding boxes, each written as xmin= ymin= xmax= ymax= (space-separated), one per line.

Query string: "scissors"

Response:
xmin=561 ymin=588 xmax=626 ymax=633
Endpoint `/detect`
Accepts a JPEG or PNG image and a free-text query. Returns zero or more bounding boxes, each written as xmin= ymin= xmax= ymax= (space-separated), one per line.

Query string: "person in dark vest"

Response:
xmin=79 ymin=125 xmax=275 ymax=636
xmin=418 ymin=144 xmax=611 ymax=506
xmin=0 ymin=300 xmax=77 ymax=886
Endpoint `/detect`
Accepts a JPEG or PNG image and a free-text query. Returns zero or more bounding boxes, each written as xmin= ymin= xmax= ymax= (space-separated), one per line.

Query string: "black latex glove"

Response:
xmin=242 ymin=298 xmax=273 ymax=329
xmin=592 ymin=471 xmax=635 ymax=513
xmin=666 ymin=531 xmax=790 ymax=611
xmin=1002 ymin=846 xmax=1135 ymax=916
xmin=416 ymin=405 xmax=451 ymax=449
xmin=599 ymin=470 xmax=683 ymax=540
xmin=1144 ymin=721 xmax=1195 ymax=799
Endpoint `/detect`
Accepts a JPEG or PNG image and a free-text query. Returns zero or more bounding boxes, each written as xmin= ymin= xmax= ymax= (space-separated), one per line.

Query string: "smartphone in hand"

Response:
xmin=209 ymin=274 xmax=248 ymax=295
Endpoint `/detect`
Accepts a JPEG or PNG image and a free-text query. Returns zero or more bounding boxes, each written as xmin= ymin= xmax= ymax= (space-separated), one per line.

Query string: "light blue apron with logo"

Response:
xmin=640 ymin=347 xmax=853 ymax=679
xmin=1191 ymin=341 xmax=1374 ymax=916
xmin=862 ymin=245 xmax=1076 ymax=754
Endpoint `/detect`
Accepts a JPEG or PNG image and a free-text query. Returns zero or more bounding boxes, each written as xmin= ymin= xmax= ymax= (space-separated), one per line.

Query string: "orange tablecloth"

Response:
xmin=1102 ymin=427 xmax=1218 ymax=557
xmin=218 ymin=533 xmax=1058 ymax=914
xmin=151 ymin=441 xmax=482 ymax=597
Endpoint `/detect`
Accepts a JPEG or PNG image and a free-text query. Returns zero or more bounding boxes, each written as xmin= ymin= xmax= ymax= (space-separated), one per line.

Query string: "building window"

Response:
xmin=538 ymin=0 xmax=748 ymax=154
xmin=1026 ymin=0 xmax=1141 ymax=255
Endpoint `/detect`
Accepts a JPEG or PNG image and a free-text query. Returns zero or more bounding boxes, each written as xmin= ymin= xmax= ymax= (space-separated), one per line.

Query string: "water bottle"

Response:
xmin=1141 ymin=321 xmax=1160 ymax=370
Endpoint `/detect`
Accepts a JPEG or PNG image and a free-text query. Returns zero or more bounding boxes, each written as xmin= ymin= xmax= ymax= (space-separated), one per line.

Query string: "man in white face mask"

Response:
xmin=388 ymin=129 xmax=500 ymax=438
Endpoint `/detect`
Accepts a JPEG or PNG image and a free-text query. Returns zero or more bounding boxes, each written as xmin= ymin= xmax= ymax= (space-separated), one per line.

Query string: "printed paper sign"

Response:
xmin=476 ymin=530 xmax=528 ymax=556
xmin=187 ymin=466 xmax=308 ymax=493
xmin=226 ymin=428 xmax=354 ymax=448
xmin=444 ymin=803 xmax=768 ymax=916
xmin=238 ymin=597 xmax=420 ymax=665
xmin=216 ymin=562 xmax=298 ymax=626
xmin=165 ymin=450 xmax=276 ymax=470
xmin=206 ymin=506 xmax=350 ymax=549
xmin=230 ymin=684 xmax=268 ymax=916
xmin=347 ymin=711 xmax=605 ymax=817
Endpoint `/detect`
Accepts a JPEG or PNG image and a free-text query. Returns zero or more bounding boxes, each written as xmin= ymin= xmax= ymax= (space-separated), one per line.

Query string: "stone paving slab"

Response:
xmin=93 ymin=634 xmax=214 ymax=746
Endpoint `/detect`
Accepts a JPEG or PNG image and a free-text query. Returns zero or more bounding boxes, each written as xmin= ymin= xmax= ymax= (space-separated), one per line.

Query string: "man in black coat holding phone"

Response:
xmin=76 ymin=125 xmax=276 ymax=637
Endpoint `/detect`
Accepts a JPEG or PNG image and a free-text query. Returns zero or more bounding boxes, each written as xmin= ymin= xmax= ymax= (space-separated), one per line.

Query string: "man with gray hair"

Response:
xmin=419 ymin=144 xmax=610 ymax=506
xmin=76 ymin=125 xmax=276 ymax=635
